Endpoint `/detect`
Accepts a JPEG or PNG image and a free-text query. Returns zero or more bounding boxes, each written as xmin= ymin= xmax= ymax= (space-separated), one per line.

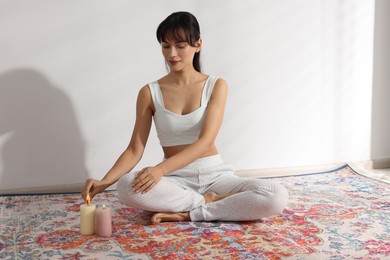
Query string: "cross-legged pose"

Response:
xmin=82 ymin=11 xmax=288 ymax=224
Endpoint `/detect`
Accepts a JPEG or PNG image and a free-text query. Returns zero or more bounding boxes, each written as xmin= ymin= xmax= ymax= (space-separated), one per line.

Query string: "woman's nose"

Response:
xmin=168 ymin=47 xmax=178 ymax=57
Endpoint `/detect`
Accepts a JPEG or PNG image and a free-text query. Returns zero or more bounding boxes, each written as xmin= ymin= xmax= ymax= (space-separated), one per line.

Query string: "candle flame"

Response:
xmin=86 ymin=194 xmax=91 ymax=206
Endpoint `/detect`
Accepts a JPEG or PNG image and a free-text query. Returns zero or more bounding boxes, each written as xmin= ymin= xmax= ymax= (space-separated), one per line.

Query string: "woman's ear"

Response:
xmin=196 ymin=38 xmax=203 ymax=53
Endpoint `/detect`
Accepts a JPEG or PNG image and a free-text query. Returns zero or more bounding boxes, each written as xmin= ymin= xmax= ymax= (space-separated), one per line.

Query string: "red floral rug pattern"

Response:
xmin=1 ymin=165 xmax=389 ymax=259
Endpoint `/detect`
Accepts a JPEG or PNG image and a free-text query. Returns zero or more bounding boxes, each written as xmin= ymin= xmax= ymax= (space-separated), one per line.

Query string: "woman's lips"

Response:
xmin=169 ymin=60 xmax=180 ymax=66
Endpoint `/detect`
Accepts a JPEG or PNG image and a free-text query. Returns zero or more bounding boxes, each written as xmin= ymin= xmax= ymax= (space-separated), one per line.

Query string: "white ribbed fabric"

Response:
xmin=117 ymin=154 xmax=289 ymax=222
xmin=148 ymin=76 xmax=219 ymax=147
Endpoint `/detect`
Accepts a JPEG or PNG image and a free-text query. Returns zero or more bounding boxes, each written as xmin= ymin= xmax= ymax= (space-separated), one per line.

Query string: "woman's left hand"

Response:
xmin=132 ymin=166 xmax=163 ymax=193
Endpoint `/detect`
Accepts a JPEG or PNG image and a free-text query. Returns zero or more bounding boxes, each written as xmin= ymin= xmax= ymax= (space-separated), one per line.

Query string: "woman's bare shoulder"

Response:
xmin=137 ymin=84 xmax=154 ymax=107
xmin=214 ymin=76 xmax=227 ymax=83
xmin=139 ymin=84 xmax=151 ymax=95
xmin=213 ymin=77 xmax=228 ymax=91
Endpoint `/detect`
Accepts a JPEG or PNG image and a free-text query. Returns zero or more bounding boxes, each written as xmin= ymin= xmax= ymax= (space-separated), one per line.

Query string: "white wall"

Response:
xmin=0 ymin=0 xmax=377 ymax=190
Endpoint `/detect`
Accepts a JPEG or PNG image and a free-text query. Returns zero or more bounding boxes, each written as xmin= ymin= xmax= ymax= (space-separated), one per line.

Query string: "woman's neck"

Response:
xmin=168 ymin=69 xmax=203 ymax=86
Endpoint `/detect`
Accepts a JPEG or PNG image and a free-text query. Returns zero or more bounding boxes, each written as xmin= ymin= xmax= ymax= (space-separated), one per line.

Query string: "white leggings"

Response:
xmin=117 ymin=154 xmax=289 ymax=221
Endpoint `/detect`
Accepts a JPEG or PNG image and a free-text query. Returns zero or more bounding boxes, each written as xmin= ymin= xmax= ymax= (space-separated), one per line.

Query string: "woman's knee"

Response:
xmin=251 ymin=180 xmax=289 ymax=216
xmin=117 ymin=173 xmax=138 ymax=206
xmin=117 ymin=174 xmax=196 ymax=212
xmin=267 ymin=183 xmax=289 ymax=214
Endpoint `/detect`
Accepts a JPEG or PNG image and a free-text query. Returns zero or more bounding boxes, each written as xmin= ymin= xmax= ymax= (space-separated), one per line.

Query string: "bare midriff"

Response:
xmin=162 ymin=144 xmax=219 ymax=159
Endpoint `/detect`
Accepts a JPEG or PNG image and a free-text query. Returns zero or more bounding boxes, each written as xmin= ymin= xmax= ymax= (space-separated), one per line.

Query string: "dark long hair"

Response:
xmin=156 ymin=11 xmax=202 ymax=72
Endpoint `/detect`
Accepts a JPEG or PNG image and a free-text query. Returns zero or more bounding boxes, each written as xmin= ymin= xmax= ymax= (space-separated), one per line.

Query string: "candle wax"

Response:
xmin=80 ymin=203 xmax=96 ymax=235
xmin=96 ymin=205 xmax=112 ymax=237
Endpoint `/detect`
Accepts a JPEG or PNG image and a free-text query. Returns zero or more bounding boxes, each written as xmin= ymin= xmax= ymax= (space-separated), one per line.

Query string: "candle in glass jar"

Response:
xmin=80 ymin=194 xmax=96 ymax=235
xmin=96 ymin=204 xmax=112 ymax=237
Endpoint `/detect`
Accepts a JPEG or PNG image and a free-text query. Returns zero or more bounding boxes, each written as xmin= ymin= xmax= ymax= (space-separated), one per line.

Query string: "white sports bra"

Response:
xmin=148 ymin=76 xmax=219 ymax=147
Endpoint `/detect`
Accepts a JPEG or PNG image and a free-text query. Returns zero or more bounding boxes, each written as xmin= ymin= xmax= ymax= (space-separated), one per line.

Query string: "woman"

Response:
xmin=82 ymin=11 xmax=288 ymax=224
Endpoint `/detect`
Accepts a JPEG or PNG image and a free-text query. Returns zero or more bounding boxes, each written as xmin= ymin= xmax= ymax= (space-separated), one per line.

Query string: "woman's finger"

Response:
xmin=135 ymin=169 xmax=147 ymax=180
xmin=90 ymin=186 xmax=99 ymax=200
xmin=133 ymin=172 xmax=146 ymax=185
xmin=133 ymin=175 xmax=149 ymax=192
xmin=135 ymin=177 xmax=155 ymax=193
xmin=82 ymin=179 xmax=94 ymax=199
xmin=139 ymin=179 xmax=155 ymax=193
xmin=143 ymin=182 xmax=156 ymax=193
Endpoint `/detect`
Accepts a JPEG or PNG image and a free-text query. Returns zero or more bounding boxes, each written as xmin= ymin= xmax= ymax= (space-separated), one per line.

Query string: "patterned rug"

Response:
xmin=1 ymin=165 xmax=389 ymax=259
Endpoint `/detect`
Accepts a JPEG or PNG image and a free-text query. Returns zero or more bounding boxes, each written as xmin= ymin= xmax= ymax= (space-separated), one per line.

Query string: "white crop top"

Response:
xmin=148 ymin=76 xmax=219 ymax=147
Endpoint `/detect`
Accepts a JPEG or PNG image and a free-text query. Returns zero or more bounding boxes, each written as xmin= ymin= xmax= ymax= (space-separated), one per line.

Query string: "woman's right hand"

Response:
xmin=81 ymin=178 xmax=111 ymax=201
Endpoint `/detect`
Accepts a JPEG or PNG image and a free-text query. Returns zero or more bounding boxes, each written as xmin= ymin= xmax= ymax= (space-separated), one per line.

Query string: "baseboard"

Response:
xmin=0 ymin=183 xmax=117 ymax=196
xmin=0 ymin=183 xmax=82 ymax=195
xmin=235 ymin=159 xmax=390 ymax=179
xmin=350 ymin=158 xmax=390 ymax=170
xmin=235 ymin=163 xmax=346 ymax=178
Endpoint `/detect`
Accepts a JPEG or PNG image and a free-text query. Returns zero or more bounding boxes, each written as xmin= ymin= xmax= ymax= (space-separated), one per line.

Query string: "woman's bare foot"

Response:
xmin=204 ymin=191 xmax=218 ymax=203
xmin=150 ymin=192 xmax=240 ymax=224
xmin=203 ymin=191 xmax=239 ymax=204
xmin=151 ymin=212 xmax=190 ymax=225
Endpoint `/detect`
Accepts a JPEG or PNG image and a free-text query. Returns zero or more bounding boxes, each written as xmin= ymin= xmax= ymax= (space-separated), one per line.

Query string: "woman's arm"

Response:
xmin=132 ymin=78 xmax=228 ymax=193
xmin=82 ymin=85 xmax=154 ymax=199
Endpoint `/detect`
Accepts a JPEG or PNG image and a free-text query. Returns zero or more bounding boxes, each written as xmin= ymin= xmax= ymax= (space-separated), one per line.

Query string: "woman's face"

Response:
xmin=161 ymin=36 xmax=201 ymax=72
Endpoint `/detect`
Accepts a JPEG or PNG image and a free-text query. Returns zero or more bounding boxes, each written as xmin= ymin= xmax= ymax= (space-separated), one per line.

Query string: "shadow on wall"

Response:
xmin=0 ymin=68 xmax=87 ymax=191
xmin=371 ymin=0 xmax=390 ymax=166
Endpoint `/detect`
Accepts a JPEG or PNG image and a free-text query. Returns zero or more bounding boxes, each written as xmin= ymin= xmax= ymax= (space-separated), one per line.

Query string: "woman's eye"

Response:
xmin=161 ymin=43 xmax=186 ymax=49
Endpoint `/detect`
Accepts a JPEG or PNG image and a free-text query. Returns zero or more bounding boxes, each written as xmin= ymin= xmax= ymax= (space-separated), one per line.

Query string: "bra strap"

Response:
xmin=148 ymin=82 xmax=164 ymax=109
xmin=202 ymin=76 xmax=219 ymax=105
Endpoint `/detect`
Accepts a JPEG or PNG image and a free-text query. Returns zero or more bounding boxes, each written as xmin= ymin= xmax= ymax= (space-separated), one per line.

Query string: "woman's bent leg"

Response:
xmin=117 ymin=172 xmax=204 ymax=213
xmin=190 ymin=175 xmax=289 ymax=221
